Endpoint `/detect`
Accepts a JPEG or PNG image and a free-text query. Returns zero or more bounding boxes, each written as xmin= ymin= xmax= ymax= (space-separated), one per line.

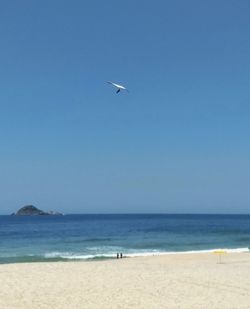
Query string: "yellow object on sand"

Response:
xmin=213 ymin=250 xmax=227 ymax=264
xmin=213 ymin=250 xmax=227 ymax=254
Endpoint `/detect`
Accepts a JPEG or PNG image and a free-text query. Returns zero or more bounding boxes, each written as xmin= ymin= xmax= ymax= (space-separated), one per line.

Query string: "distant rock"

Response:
xmin=12 ymin=205 xmax=63 ymax=216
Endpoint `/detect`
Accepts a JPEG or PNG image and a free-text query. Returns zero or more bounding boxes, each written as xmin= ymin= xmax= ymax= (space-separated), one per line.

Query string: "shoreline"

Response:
xmin=1 ymin=246 xmax=249 ymax=265
xmin=1 ymin=250 xmax=250 ymax=265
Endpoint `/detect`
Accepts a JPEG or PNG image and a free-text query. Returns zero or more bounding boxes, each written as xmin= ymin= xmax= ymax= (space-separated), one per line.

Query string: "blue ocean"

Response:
xmin=0 ymin=214 xmax=250 ymax=264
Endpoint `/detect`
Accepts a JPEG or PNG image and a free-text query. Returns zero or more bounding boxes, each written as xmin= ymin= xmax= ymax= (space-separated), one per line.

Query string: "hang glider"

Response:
xmin=107 ymin=81 xmax=129 ymax=94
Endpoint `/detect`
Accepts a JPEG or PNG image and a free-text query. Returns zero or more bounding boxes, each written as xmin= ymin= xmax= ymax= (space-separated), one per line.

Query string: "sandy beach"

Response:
xmin=0 ymin=252 xmax=249 ymax=309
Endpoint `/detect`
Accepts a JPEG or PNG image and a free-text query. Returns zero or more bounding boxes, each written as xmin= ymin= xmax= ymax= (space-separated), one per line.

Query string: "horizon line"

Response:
xmin=1 ymin=213 xmax=250 ymax=216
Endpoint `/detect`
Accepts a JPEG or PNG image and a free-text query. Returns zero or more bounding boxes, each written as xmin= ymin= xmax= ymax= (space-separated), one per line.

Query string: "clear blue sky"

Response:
xmin=0 ymin=0 xmax=250 ymax=214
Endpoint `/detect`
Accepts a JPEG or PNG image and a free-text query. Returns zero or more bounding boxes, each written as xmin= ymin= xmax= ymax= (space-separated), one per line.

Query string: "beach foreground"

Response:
xmin=0 ymin=253 xmax=250 ymax=309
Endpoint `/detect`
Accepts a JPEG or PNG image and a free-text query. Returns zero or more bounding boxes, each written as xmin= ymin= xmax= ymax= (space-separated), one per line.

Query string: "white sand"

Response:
xmin=0 ymin=253 xmax=250 ymax=309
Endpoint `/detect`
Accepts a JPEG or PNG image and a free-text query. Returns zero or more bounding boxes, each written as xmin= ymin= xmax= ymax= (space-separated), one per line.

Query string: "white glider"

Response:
xmin=107 ymin=81 xmax=129 ymax=94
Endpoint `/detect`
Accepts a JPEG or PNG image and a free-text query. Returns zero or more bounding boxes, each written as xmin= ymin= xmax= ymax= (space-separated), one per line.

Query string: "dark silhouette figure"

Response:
xmin=116 ymin=253 xmax=119 ymax=259
xmin=120 ymin=252 xmax=123 ymax=259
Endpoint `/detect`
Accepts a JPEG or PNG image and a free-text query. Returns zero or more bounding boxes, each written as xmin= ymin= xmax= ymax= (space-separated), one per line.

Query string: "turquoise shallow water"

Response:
xmin=0 ymin=214 xmax=250 ymax=264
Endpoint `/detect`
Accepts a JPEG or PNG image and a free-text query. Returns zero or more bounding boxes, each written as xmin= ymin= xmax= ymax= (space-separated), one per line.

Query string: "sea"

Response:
xmin=0 ymin=214 xmax=250 ymax=264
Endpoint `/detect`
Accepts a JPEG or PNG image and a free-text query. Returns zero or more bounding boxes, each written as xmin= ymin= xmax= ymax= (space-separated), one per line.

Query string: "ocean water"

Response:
xmin=0 ymin=214 xmax=250 ymax=264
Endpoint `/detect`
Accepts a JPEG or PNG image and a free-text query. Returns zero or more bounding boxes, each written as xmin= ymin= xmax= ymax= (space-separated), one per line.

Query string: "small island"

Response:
xmin=12 ymin=205 xmax=63 ymax=216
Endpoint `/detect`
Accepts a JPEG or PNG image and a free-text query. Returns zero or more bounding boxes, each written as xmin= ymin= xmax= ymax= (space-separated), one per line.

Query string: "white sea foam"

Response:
xmin=125 ymin=247 xmax=250 ymax=257
xmin=44 ymin=251 xmax=114 ymax=260
xmin=43 ymin=247 xmax=250 ymax=260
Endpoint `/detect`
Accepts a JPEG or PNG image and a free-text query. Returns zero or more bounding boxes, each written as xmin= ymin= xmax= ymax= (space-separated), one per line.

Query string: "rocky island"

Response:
xmin=12 ymin=205 xmax=63 ymax=216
